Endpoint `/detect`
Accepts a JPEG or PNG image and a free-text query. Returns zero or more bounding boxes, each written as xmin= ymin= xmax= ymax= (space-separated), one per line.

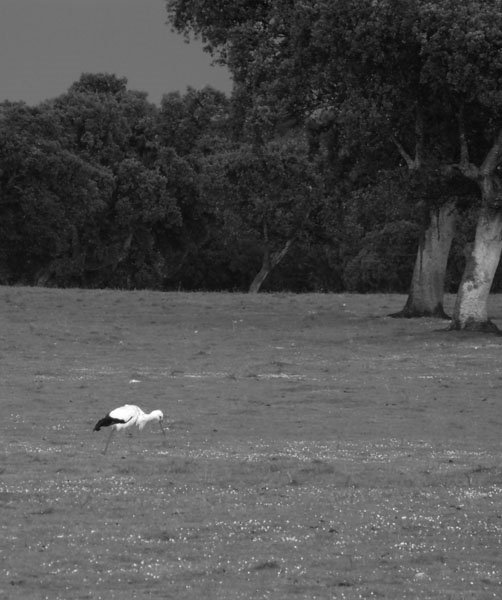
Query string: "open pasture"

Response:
xmin=1 ymin=287 xmax=502 ymax=599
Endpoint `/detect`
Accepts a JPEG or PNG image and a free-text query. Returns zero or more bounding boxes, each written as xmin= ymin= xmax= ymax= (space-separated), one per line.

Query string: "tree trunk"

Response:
xmin=390 ymin=112 xmax=458 ymax=318
xmin=248 ymin=258 xmax=271 ymax=293
xmin=450 ymin=203 xmax=502 ymax=333
xmin=249 ymin=238 xmax=294 ymax=293
xmin=391 ymin=201 xmax=457 ymax=319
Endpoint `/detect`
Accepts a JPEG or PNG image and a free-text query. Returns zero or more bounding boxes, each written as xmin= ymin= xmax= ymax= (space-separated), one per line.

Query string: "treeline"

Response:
xmin=161 ymin=0 xmax=502 ymax=332
xmin=0 ymin=72 xmax=483 ymax=293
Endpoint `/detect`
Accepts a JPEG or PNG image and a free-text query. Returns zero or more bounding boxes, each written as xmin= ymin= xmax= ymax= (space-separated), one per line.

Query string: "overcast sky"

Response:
xmin=0 ymin=0 xmax=232 ymax=105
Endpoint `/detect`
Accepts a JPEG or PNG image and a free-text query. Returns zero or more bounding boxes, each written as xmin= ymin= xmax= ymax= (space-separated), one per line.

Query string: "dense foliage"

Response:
xmin=0 ymin=70 xmax=482 ymax=292
xmin=6 ymin=0 xmax=502 ymax=295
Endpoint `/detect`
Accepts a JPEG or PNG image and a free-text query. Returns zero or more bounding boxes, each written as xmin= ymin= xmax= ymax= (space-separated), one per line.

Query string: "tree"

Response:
xmin=341 ymin=169 xmax=420 ymax=293
xmin=51 ymin=73 xmax=157 ymax=168
xmin=44 ymin=73 xmax=196 ymax=288
xmin=0 ymin=101 xmax=113 ymax=285
xmin=165 ymin=0 xmax=458 ymax=313
xmin=158 ymin=86 xmax=231 ymax=156
xmin=416 ymin=0 xmax=502 ymax=331
xmin=69 ymin=72 xmax=128 ymax=96
xmin=156 ymin=87 xmax=234 ymax=287
xmin=167 ymin=0 xmax=502 ymax=328
xmin=269 ymin=0 xmax=468 ymax=318
xmin=86 ymin=157 xmax=183 ymax=288
xmin=200 ymin=137 xmax=320 ymax=292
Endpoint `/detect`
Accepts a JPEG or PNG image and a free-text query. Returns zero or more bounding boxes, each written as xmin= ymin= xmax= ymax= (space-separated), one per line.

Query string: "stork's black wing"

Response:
xmin=93 ymin=415 xmax=127 ymax=431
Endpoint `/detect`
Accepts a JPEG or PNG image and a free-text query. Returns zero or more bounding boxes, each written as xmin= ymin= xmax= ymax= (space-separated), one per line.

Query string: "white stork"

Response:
xmin=93 ymin=404 xmax=166 ymax=454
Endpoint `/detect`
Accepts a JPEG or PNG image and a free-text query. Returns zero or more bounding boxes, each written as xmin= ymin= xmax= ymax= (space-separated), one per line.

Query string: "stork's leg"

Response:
xmin=158 ymin=422 xmax=167 ymax=448
xmin=103 ymin=429 xmax=115 ymax=455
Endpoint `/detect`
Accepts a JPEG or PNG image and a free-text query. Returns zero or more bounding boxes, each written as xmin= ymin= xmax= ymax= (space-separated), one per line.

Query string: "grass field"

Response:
xmin=1 ymin=287 xmax=502 ymax=599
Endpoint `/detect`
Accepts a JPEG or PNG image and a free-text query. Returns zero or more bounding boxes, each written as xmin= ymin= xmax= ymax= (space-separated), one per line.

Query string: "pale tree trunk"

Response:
xmin=449 ymin=122 xmax=502 ymax=333
xmin=391 ymin=201 xmax=457 ymax=318
xmin=450 ymin=203 xmax=502 ymax=332
xmin=391 ymin=111 xmax=458 ymax=318
xmin=249 ymin=237 xmax=294 ymax=293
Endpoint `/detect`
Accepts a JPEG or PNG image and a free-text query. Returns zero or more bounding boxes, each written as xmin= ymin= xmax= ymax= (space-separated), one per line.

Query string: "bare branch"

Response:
xmin=450 ymin=105 xmax=479 ymax=180
xmin=391 ymin=108 xmax=423 ymax=170
xmin=270 ymin=238 xmax=294 ymax=269
xmin=480 ymin=128 xmax=502 ymax=176
xmin=391 ymin=134 xmax=417 ymax=170
xmin=442 ymin=161 xmax=479 ymax=181
xmin=458 ymin=104 xmax=470 ymax=168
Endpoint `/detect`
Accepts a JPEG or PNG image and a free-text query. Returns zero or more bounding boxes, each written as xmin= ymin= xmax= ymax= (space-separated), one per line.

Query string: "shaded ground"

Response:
xmin=1 ymin=287 xmax=502 ymax=599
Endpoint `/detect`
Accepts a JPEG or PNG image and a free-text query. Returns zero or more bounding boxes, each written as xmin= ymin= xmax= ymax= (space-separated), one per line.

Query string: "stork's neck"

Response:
xmin=137 ymin=411 xmax=158 ymax=429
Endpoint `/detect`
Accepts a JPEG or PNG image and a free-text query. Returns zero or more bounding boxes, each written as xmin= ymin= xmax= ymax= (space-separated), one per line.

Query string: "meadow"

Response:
xmin=1 ymin=286 xmax=502 ymax=600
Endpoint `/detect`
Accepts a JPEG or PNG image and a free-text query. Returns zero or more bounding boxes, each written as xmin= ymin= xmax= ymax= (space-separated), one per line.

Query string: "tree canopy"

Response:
xmin=166 ymin=0 xmax=502 ymax=331
xmin=5 ymin=1 xmax=502 ymax=311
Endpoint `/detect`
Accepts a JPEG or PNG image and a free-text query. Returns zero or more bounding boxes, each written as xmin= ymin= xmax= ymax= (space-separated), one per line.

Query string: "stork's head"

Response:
xmin=151 ymin=410 xmax=166 ymax=437
xmin=150 ymin=409 xmax=164 ymax=422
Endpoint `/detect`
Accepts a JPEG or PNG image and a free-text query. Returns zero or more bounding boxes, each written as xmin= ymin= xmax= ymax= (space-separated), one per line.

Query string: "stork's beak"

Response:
xmin=159 ymin=419 xmax=166 ymax=437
